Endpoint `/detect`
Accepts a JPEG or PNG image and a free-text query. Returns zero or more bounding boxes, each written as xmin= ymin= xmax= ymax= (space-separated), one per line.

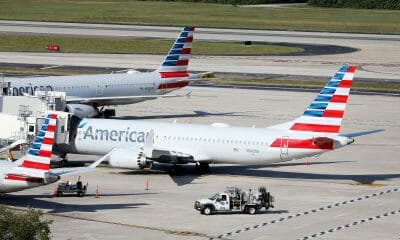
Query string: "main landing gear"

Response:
xmin=195 ymin=163 xmax=210 ymax=174
xmin=168 ymin=163 xmax=210 ymax=175
xmin=59 ymin=153 xmax=69 ymax=167
xmin=169 ymin=164 xmax=185 ymax=176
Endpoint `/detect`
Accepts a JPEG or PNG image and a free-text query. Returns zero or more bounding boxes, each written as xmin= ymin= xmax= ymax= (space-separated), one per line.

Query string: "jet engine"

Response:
xmin=108 ymin=148 xmax=151 ymax=169
xmin=66 ymin=104 xmax=98 ymax=119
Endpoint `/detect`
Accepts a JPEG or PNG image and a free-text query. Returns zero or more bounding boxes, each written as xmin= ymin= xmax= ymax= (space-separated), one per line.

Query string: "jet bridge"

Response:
xmin=0 ymin=84 xmax=71 ymax=155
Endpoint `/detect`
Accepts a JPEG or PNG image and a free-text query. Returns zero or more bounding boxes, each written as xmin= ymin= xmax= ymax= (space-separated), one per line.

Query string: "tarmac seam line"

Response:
xmin=297 ymin=208 xmax=400 ymax=240
xmin=212 ymin=187 xmax=399 ymax=239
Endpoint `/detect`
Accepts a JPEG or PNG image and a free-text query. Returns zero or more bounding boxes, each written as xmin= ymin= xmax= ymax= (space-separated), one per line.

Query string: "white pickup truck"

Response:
xmin=194 ymin=187 xmax=274 ymax=215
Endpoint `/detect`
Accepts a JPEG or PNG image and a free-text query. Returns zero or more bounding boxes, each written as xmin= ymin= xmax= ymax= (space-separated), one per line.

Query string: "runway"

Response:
xmin=0 ymin=20 xmax=399 ymax=81
xmin=1 ymin=86 xmax=399 ymax=240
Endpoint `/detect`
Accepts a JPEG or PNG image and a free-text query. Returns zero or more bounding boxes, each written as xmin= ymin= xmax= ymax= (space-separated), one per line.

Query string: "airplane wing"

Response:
xmin=67 ymin=92 xmax=191 ymax=106
xmin=50 ymin=153 xmax=109 ymax=177
xmin=151 ymin=147 xmax=211 ymax=163
xmin=0 ymin=139 xmax=27 ymax=153
xmin=143 ymin=129 xmax=211 ymax=163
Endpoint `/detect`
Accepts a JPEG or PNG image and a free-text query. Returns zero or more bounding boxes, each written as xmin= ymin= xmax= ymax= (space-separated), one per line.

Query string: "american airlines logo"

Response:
xmin=82 ymin=126 xmax=148 ymax=143
xmin=12 ymin=85 xmax=53 ymax=96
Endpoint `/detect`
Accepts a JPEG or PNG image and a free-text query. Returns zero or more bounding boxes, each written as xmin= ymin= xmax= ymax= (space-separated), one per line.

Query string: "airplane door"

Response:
xmin=160 ymin=78 xmax=166 ymax=95
xmin=280 ymin=136 xmax=289 ymax=159
xmin=96 ymin=82 xmax=103 ymax=97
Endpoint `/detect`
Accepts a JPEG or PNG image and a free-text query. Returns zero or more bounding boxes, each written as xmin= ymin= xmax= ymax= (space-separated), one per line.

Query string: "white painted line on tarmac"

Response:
xmin=212 ymin=187 xmax=399 ymax=240
xmin=297 ymin=209 xmax=400 ymax=240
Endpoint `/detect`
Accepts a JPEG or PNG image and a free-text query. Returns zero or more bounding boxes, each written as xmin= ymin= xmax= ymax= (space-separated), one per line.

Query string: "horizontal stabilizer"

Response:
xmin=0 ymin=139 xmax=27 ymax=153
xmin=50 ymin=153 xmax=109 ymax=177
xmin=341 ymin=129 xmax=384 ymax=138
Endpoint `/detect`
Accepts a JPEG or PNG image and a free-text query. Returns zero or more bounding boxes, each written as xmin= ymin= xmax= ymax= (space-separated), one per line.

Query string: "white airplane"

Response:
xmin=6 ymin=27 xmax=199 ymax=118
xmin=56 ymin=65 xmax=382 ymax=174
xmin=0 ymin=112 xmax=106 ymax=193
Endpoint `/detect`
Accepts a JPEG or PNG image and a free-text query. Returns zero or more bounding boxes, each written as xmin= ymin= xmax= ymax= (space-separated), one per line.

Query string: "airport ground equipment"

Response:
xmin=194 ymin=186 xmax=274 ymax=215
xmin=0 ymin=87 xmax=70 ymax=156
xmin=54 ymin=180 xmax=88 ymax=197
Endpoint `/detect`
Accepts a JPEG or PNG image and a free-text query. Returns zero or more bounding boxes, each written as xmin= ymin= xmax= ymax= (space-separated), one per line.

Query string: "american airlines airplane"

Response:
xmin=0 ymin=113 xmax=105 ymax=193
xmin=6 ymin=27 xmax=198 ymax=118
xmin=56 ymin=65 xmax=382 ymax=174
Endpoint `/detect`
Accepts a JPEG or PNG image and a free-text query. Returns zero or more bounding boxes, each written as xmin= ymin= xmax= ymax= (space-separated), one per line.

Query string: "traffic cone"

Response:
xmin=96 ymin=184 xmax=99 ymax=198
xmin=145 ymin=176 xmax=149 ymax=191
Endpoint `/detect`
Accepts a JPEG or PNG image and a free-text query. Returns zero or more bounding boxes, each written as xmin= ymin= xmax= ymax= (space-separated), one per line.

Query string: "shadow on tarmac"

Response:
xmin=208 ymin=209 xmax=289 ymax=216
xmin=0 ymin=194 xmax=150 ymax=213
xmin=116 ymin=160 xmax=400 ymax=186
xmin=113 ymin=111 xmax=252 ymax=120
xmin=210 ymin=164 xmax=400 ymax=185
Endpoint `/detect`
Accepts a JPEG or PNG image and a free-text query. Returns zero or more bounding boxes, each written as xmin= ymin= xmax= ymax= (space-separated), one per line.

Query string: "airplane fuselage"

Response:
xmin=65 ymin=118 xmax=350 ymax=165
xmin=0 ymin=161 xmax=44 ymax=193
xmin=8 ymin=71 xmax=187 ymax=105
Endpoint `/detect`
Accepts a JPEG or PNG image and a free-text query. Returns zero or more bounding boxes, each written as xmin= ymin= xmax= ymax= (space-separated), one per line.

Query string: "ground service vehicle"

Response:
xmin=55 ymin=180 xmax=88 ymax=197
xmin=194 ymin=187 xmax=274 ymax=215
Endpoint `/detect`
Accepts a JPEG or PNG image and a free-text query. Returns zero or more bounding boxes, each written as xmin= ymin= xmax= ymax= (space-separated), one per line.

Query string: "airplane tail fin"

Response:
xmin=157 ymin=26 xmax=194 ymax=77
xmin=271 ymin=65 xmax=356 ymax=135
xmin=7 ymin=113 xmax=57 ymax=180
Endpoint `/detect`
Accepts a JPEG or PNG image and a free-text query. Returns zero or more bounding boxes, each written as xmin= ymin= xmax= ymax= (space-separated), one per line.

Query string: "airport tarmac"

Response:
xmin=1 ymin=86 xmax=399 ymax=240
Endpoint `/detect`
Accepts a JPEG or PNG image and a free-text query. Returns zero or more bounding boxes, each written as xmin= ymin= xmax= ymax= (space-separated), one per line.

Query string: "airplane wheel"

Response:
xmin=195 ymin=163 xmax=209 ymax=174
xmin=60 ymin=159 xmax=69 ymax=167
xmin=103 ymin=109 xmax=116 ymax=118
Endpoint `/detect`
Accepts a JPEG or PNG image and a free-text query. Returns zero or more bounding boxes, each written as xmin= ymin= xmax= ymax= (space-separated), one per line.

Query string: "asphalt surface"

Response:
xmin=0 ymin=20 xmax=399 ymax=81
xmin=1 ymin=86 xmax=399 ymax=240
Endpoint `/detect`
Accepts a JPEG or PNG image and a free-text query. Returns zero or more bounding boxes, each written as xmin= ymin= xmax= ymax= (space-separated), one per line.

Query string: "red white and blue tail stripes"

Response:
xmin=289 ymin=65 xmax=356 ymax=135
xmin=6 ymin=113 xmax=57 ymax=180
xmin=158 ymin=26 xmax=194 ymax=75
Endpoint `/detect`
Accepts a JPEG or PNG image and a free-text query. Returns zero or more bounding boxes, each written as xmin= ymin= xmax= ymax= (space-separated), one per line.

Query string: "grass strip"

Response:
xmin=0 ymin=34 xmax=303 ymax=55
xmin=207 ymin=78 xmax=400 ymax=92
xmin=0 ymin=0 xmax=399 ymax=34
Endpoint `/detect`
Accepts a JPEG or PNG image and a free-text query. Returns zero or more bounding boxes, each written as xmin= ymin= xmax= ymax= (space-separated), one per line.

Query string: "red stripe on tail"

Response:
xmin=46 ymin=125 xmax=56 ymax=132
xmin=270 ymin=138 xmax=333 ymax=150
xmin=339 ymin=80 xmax=352 ymax=88
xmin=5 ymin=175 xmax=44 ymax=183
xmin=185 ymin=37 xmax=193 ymax=43
xmin=322 ymin=110 xmax=344 ymax=118
xmin=21 ymin=160 xmax=50 ymax=170
xmin=38 ymin=150 xmax=52 ymax=158
xmin=160 ymin=71 xmax=189 ymax=78
xmin=181 ymin=48 xmax=191 ymax=54
xmin=176 ymin=60 xmax=188 ymax=66
xmin=347 ymin=66 xmax=356 ymax=73
xmin=42 ymin=137 xmax=54 ymax=145
xmin=290 ymin=123 xmax=340 ymax=133
xmin=330 ymin=95 xmax=348 ymax=103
